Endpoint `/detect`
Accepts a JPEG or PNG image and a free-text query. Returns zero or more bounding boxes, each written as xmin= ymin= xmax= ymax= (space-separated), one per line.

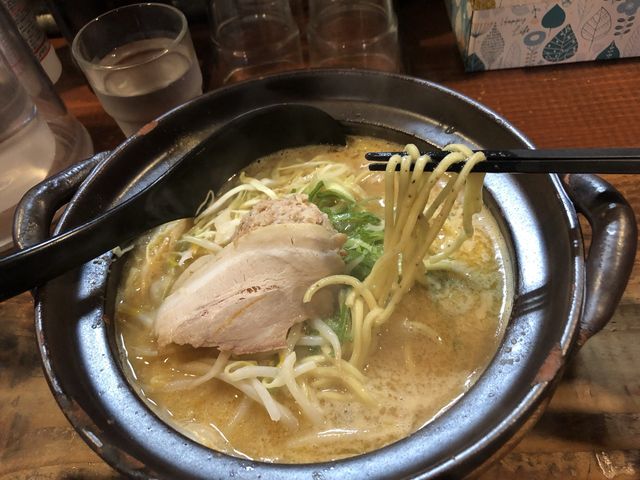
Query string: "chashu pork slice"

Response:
xmin=154 ymin=223 xmax=346 ymax=354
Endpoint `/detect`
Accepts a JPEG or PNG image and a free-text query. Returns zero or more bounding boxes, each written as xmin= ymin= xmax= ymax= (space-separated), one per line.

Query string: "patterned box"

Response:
xmin=445 ymin=0 xmax=640 ymax=70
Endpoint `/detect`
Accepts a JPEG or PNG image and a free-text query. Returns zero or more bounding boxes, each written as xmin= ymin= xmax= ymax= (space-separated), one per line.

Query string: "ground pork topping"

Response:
xmin=234 ymin=194 xmax=334 ymax=239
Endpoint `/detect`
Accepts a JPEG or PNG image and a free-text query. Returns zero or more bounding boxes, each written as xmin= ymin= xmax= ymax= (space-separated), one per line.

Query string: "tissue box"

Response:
xmin=445 ymin=0 xmax=640 ymax=71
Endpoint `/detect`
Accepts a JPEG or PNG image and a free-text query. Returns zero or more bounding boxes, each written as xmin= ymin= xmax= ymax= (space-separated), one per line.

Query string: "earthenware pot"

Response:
xmin=13 ymin=70 xmax=637 ymax=479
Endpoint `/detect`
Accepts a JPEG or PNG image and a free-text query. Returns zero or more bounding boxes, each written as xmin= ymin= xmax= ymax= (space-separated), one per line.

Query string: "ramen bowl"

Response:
xmin=14 ymin=70 xmax=636 ymax=478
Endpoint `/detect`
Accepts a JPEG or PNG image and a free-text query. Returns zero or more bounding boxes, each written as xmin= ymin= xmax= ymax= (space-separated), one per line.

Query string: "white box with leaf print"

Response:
xmin=444 ymin=0 xmax=640 ymax=71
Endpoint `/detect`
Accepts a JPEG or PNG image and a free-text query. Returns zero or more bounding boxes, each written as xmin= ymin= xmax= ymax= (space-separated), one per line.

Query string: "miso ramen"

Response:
xmin=115 ymin=136 xmax=512 ymax=463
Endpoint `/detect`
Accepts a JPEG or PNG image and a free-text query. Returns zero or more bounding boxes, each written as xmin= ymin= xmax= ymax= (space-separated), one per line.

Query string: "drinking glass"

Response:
xmin=210 ymin=0 xmax=304 ymax=84
xmin=72 ymin=3 xmax=203 ymax=136
xmin=307 ymin=0 xmax=401 ymax=72
xmin=0 ymin=50 xmax=56 ymax=250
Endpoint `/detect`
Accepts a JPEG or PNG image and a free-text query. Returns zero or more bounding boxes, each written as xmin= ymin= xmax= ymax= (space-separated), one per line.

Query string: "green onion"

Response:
xmin=307 ymin=180 xmax=384 ymax=281
xmin=325 ymin=289 xmax=352 ymax=343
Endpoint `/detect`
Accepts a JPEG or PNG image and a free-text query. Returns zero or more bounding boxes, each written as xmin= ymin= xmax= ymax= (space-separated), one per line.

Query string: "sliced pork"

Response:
xmin=155 ymin=223 xmax=346 ymax=354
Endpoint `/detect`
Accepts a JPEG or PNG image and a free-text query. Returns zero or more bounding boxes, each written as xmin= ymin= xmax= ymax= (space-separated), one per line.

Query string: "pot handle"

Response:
xmin=13 ymin=151 xmax=109 ymax=250
xmin=561 ymin=174 xmax=637 ymax=346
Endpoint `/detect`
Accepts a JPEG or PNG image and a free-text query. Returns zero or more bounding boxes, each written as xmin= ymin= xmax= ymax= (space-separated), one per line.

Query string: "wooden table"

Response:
xmin=1 ymin=1 xmax=639 ymax=478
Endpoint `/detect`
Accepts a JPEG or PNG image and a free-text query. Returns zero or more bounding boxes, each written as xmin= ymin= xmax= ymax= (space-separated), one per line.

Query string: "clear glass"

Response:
xmin=0 ymin=50 xmax=56 ymax=250
xmin=0 ymin=3 xmax=93 ymax=251
xmin=210 ymin=0 xmax=303 ymax=84
xmin=0 ymin=1 xmax=92 ymax=169
xmin=307 ymin=0 xmax=401 ymax=72
xmin=72 ymin=3 xmax=203 ymax=136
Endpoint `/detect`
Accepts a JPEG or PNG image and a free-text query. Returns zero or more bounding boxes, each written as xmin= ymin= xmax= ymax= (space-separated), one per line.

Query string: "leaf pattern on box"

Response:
xmin=542 ymin=4 xmax=567 ymax=28
xmin=542 ymin=24 xmax=579 ymax=61
xmin=471 ymin=21 xmax=494 ymax=37
xmin=596 ymin=40 xmax=621 ymax=58
xmin=623 ymin=23 xmax=640 ymax=53
xmin=614 ymin=7 xmax=636 ymax=36
xmin=446 ymin=0 xmax=640 ymax=70
xmin=581 ymin=7 xmax=613 ymax=45
xmin=503 ymin=42 xmax=522 ymax=67
xmin=466 ymin=53 xmax=486 ymax=71
xmin=525 ymin=46 xmax=540 ymax=65
xmin=480 ymin=24 xmax=505 ymax=65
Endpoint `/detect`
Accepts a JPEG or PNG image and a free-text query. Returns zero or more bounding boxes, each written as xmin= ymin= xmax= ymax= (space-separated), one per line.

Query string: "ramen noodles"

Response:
xmin=115 ymin=136 xmax=512 ymax=462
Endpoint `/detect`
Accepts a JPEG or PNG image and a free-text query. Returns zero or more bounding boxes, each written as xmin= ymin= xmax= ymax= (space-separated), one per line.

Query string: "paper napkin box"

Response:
xmin=444 ymin=0 xmax=640 ymax=71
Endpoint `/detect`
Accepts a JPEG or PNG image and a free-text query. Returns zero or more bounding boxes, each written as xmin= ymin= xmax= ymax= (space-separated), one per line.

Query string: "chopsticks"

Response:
xmin=365 ymin=148 xmax=640 ymax=174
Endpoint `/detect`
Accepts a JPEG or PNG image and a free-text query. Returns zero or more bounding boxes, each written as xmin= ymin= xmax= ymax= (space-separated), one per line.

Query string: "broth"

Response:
xmin=115 ymin=136 xmax=512 ymax=462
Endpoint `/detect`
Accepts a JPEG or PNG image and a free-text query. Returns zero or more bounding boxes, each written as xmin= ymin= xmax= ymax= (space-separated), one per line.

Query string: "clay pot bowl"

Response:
xmin=14 ymin=70 xmax=636 ymax=479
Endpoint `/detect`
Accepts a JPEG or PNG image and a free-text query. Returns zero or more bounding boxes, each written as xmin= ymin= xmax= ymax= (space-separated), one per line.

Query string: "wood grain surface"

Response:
xmin=1 ymin=0 xmax=639 ymax=478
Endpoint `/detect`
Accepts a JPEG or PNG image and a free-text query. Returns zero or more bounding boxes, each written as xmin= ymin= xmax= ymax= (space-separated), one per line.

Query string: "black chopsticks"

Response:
xmin=366 ymin=148 xmax=640 ymax=174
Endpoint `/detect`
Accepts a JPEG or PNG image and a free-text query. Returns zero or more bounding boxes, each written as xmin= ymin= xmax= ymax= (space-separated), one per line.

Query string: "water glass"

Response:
xmin=72 ymin=3 xmax=203 ymax=136
xmin=0 ymin=50 xmax=56 ymax=250
xmin=210 ymin=0 xmax=303 ymax=84
xmin=307 ymin=0 xmax=401 ymax=72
